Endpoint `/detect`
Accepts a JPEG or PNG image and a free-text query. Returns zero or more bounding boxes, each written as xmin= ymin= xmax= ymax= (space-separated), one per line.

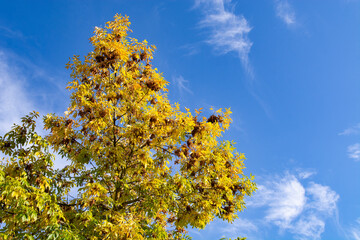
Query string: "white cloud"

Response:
xmin=265 ymin=179 xmax=305 ymax=227
xmin=350 ymin=218 xmax=360 ymax=240
xmin=0 ymin=26 xmax=24 ymax=39
xmin=250 ymin=174 xmax=306 ymax=228
xmin=172 ymin=75 xmax=192 ymax=95
xmin=195 ymin=0 xmax=253 ymax=71
xmin=307 ymin=182 xmax=339 ymax=213
xmin=194 ymin=0 xmax=275 ymax=117
xmin=274 ymin=0 xmax=296 ymax=26
xmin=297 ymin=169 xmax=316 ymax=179
xmin=0 ymin=51 xmax=33 ymax=134
xmin=347 ymin=143 xmax=360 ymax=161
xmin=291 ymin=215 xmax=325 ymax=240
xmin=339 ymin=123 xmax=360 ymax=136
xmin=0 ymin=50 xmax=69 ymax=172
xmin=220 ymin=218 xmax=258 ymax=240
xmin=248 ymin=171 xmax=339 ymax=239
xmin=339 ymin=124 xmax=360 ymax=162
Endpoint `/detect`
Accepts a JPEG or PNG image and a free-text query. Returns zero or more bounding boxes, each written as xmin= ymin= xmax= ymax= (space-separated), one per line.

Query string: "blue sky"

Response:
xmin=0 ymin=0 xmax=359 ymax=239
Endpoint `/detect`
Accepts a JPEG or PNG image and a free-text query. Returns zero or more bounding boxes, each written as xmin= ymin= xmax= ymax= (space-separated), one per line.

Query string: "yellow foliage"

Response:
xmin=0 ymin=14 xmax=256 ymax=239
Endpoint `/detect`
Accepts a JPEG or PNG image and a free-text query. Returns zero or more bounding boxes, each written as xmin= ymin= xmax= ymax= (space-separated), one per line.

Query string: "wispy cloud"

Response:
xmin=274 ymin=0 xmax=296 ymax=26
xmin=339 ymin=123 xmax=360 ymax=136
xmin=0 ymin=51 xmax=34 ymax=134
xmin=290 ymin=215 xmax=325 ymax=240
xmin=194 ymin=0 xmax=253 ymax=72
xmin=220 ymin=218 xmax=258 ymax=240
xmin=297 ymin=169 xmax=316 ymax=179
xmin=0 ymin=49 xmax=69 ymax=171
xmin=265 ymin=178 xmax=306 ymax=228
xmin=179 ymin=43 xmax=201 ymax=56
xmin=349 ymin=218 xmax=360 ymax=240
xmin=0 ymin=25 xmax=25 ymax=39
xmin=249 ymin=174 xmax=306 ymax=229
xmin=193 ymin=0 xmax=274 ymax=118
xmin=172 ymin=75 xmax=192 ymax=95
xmin=347 ymin=143 xmax=360 ymax=161
xmin=306 ymin=183 xmax=339 ymax=214
xmin=248 ymin=171 xmax=339 ymax=239
xmin=339 ymin=124 xmax=360 ymax=162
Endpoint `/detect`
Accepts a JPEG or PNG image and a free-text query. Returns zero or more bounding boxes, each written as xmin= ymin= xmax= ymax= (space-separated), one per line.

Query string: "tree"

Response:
xmin=0 ymin=14 xmax=256 ymax=239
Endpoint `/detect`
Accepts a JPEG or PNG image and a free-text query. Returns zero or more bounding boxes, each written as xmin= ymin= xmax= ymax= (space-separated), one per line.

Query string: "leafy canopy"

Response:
xmin=0 ymin=14 xmax=256 ymax=239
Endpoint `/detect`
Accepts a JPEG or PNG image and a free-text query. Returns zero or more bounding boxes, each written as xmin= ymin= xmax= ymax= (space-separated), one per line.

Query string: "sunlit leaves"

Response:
xmin=0 ymin=14 xmax=255 ymax=239
xmin=0 ymin=112 xmax=71 ymax=239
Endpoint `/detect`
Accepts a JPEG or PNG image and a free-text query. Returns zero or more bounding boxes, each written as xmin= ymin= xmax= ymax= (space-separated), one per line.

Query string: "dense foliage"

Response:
xmin=0 ymin=15 xmax=255 ymax=239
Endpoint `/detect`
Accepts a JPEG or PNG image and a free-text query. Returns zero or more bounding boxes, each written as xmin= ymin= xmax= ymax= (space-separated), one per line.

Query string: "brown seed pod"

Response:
xmin=89 ymin=199 xmax=95 ymax=206
xmin=150 ymin=98 xmax=156 ymax=105
xmin=83 ymin=106 xmax=91 ymax=114
xmin=174 ymin=149 xmax=181 ymax=158
xmin=115 ymin=76 xmax=123 ymax=84
xmin=106 ymin=51 xmax=116 ymax=61
xmin=223 ymin=206 xmax=231 ymax=214
xmin=186 ymin=205 xmax=191 ymax=212
xmin=190 ymin=152 xmax=199 ymax=159
xmin=80 ymin=126 xmax=88 ymax=134
xmin=207 ymin=115 xmax=219 ymax=123
xmin=145 ymin=79 xmax=160 ymax=91
xmin=149 ymin=116 xmax=157 ymax=124
xmin=167 ymin=216 xmax=176 ymax=223
xmin=53 ymin=120 xmax=60 ymax=128
xmin=130 ymin=53 xmax=137 ymax=61
xmin=225 ymin=161 xmax=231 ymax=168
xmin=35 ymin=177 xmax=41 ymax=185
xmin=78 ymin=110 xmax=85 ymax=118
xmin=125 ymin=60 xmax=133 ymax=68
xmin=164 ymin=118 xmax=173 ymax=125
xmin=99 ymin=110 xmax=106 ymax=118
xmin=25 ymin=163 xmax=33 ymax=171
xmin=187 ymin=159 xmax=195 ymax=170
xmin=230 ymin=183 xmax=244 ymax=194
xmin=114 ymin=33 xmax=121 ymax=41
xmin=186 ymin=139 xmax=193 ymax=148
xmin=65 ymin=119 xmax=73 ymax=127
xmin=89 ymin=135 xmax=96 ymax=142
xmin=181 ymin=144 xmax=189 ymax=157
xmin=140 ymin=52 xmax=147 ymax=61
xmin=81 ymin=76 xmax=89 ymax=83
xmin=95 ymin=55 xmax=105 ymax=63
xmin=113 ymin=128 xmax=120 ymax=135
xmin=100 ymin=70 xmax=109 ymax=77
xmin=62 ymin=138 xmax=71 ymax=145
xmin=94 ymin=83 xmax=100 ymax=90
xmin=191 ymin=125 xmax=201 ymax=136
xmin=90 ymin=66 xmax=99 ymax=75
xmin=142 ymin=68 xmax=150 ymax=77
xmin=211 ymin=179 xmax=217 ymax=187
xmin=116 ymin=93 xmax=122 ymax=100
xmin=88 ymin=115 xmax=95 ymax=121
